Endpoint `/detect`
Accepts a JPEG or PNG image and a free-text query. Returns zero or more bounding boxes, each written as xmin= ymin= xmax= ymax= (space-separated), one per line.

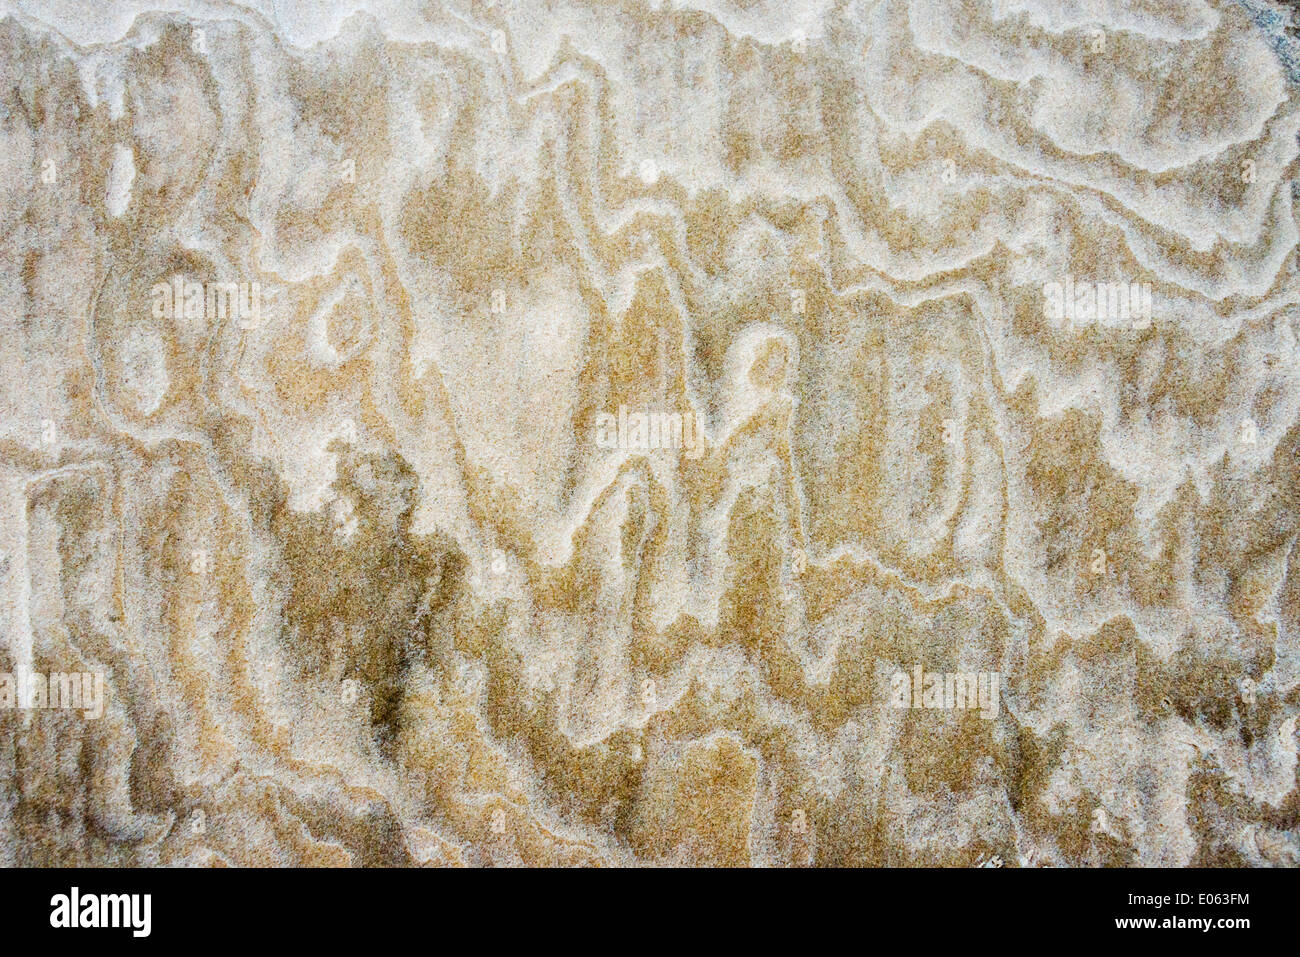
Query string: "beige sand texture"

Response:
xmin=0 ymin=0 xmax=1298 ymax=867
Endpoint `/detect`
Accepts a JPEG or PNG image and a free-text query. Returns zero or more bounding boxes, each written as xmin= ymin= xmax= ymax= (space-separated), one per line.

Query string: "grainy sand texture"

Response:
xmin=0 ymin=0 xmax=1298 ymax=867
